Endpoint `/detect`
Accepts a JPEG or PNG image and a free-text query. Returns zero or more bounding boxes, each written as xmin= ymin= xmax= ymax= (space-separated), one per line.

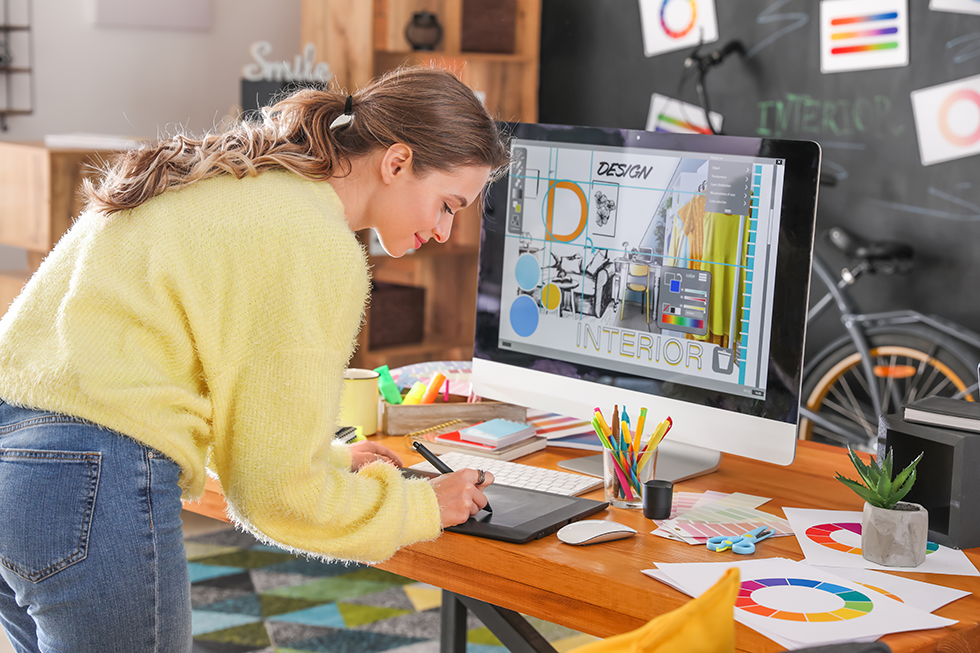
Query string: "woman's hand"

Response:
xmin=349 ymin=441 xmax=403 ymax=471
xmin=430 ymin=468 xmax=495 ymax=528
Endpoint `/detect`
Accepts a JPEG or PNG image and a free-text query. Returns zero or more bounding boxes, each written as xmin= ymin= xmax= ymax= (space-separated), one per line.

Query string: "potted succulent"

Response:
xmin=835 ymin=446 xmax=926 ymax=567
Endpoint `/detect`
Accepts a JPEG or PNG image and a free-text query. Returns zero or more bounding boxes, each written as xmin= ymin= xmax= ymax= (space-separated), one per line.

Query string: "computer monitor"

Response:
xmin=472 ymin=122 xmax=821 ymax=480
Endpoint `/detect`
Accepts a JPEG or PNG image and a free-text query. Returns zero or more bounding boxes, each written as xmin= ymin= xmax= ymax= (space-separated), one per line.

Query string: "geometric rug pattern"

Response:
xmin=186 ymin=528 xmax=600 ymax=653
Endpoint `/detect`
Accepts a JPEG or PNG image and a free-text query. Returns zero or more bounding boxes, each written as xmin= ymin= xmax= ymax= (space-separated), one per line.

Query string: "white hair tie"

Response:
xmin=330 ymin=95 xmax=354 ymax=130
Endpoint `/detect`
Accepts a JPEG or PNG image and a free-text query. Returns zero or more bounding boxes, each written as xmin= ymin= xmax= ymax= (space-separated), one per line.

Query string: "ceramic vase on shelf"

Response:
xmin=861 ymin=500 xmax=928 ymax=567
xmin=405 ymin=11 xmax=443 ymax=51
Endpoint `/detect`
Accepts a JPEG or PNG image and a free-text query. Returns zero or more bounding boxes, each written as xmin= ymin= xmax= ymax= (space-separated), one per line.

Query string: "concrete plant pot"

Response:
xmin=861 ymin=501 xmax=928 ymax=567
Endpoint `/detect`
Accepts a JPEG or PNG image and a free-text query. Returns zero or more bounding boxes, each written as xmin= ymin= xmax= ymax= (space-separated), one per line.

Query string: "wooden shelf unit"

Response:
xmin=301 ymin=0 xmax=540 ymax=368
xmin=1 ymin=0 xmax=36 ymax=129
xmin=0 ymin=142 xmax=114 ymax=310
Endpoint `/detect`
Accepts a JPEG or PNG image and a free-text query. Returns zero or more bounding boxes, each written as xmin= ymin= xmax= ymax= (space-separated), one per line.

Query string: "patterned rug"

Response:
xmin=186 ymin=528 xmax=599 ymax=653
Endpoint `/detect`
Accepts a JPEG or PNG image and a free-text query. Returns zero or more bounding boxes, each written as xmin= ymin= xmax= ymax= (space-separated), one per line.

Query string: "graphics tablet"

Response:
xmin=403 ymin=468 xmax=609 ymax=544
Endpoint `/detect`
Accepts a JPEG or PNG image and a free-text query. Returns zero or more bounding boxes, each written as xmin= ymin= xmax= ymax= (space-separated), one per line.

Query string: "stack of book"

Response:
xmin=407 ymin=418 xmax=545 ymax=461
xmin=903 ymin=396 xmax=980 ymax=433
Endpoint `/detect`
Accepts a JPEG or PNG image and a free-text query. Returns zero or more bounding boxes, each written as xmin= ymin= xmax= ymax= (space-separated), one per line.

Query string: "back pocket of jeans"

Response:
xmin=0 ymin=449 xmax=101 ymax=582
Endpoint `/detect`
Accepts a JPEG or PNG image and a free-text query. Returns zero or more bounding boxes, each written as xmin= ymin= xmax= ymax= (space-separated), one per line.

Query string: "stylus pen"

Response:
xmin=412 ymin=441 xmax=493 ymax=514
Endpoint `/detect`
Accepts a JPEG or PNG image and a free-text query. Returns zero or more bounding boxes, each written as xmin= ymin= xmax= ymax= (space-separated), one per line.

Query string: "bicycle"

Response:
xmin=798 ymin=226 xmax=980 ymax=451
xmin=680 ymin=44 xmax=980 ymax=451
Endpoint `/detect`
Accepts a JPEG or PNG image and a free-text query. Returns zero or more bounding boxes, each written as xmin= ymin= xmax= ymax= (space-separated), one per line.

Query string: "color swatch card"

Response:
xmin=656 ymin=492 xmax=794 ymax=544
xmin=820 ymin=0 xmax=909 ymax=74
xmin=646 ymin=558 xmax=956 ymax=649
xmin=638 ymin=0 xmax=718 ymax=58
xmin=647 ymin=93 xmax=723 ymax=135
xmin=525 ymin=409 xmax=602 ymax=449
xmin=810 ymin=566 xmax=971 ymax=614
xmin=911 ymin=73 xmax=980 ymax=166
xmin=784 ymin=508 xmax=980 ymax=576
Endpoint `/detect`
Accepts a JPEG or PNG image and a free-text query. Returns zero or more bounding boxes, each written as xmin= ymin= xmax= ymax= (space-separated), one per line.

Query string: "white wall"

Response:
xmin=2 ymin=0 xmax=302 ymax=140
xmin=0 ymin=0 xmax=302 ymax=269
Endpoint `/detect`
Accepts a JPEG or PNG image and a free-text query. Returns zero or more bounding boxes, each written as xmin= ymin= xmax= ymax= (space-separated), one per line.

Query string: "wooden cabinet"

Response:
xmin=301 ymin=0 xmax=540 ymax=369
xmin=0 ymin=142 xmax=111 ymax=310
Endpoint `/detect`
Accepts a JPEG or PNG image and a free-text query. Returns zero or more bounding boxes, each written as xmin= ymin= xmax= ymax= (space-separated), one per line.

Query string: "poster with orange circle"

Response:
xmin=911 ymin=73 xmax=980 ymax=166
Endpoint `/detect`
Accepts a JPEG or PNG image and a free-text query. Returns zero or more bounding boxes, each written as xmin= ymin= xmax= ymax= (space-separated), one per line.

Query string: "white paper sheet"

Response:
xmin=930 ymin=0 xmax=980 ymax=15
xmin=650 ymin=558 xmax=955 ymax=648
xmin=637 ymin=0 xmax=718 ymax=58
xmin=783 ymin=508 xmax=980 ymax=576
xmin=647 ymin=93 xmax=723 ymax=135
xmin=811 ymin=566 xmax=972 ymax=613
xmin=819 ymin=0 xmax=909 ymax=74
xmin=911 ymin=73 xmax=980 ymax=166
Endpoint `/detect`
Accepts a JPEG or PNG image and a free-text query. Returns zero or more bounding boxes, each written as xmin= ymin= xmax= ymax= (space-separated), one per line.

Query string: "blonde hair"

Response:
xmin=84 ymin=66 xmax=510 ymax=215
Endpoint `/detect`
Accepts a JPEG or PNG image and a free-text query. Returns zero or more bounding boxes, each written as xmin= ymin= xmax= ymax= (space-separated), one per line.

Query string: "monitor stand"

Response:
xmin=557 ymin=439 xmax=722 ymax=483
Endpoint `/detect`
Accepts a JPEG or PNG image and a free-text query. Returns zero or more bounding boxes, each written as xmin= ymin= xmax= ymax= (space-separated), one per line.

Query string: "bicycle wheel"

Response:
xmin=800 ymin=330 xmax=980 ymax=449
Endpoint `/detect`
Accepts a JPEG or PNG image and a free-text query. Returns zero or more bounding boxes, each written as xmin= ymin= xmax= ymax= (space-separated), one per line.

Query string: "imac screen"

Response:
xmin=473 ymin=123 xmax=820 ymax=467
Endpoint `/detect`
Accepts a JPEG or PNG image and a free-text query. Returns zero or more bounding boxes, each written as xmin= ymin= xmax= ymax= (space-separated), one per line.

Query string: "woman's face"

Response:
xmin=371 ymin=160 xmax=491 ymax=258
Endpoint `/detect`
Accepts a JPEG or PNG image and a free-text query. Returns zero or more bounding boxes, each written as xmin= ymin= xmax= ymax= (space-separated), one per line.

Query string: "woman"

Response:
xmin=0 ymin=66 xmax=508 ymax=652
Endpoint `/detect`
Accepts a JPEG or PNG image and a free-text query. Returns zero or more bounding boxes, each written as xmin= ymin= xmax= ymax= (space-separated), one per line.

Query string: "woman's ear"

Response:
xmin=380 ymin=143 xmax=414 ymax=184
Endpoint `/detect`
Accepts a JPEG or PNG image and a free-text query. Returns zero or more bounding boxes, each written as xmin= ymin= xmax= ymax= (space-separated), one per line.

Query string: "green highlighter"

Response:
xmin=374 ymin=365 xmax=403 ymax=405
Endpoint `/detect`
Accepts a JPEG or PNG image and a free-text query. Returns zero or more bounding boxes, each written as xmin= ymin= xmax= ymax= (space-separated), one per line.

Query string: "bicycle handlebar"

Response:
xmin=684 ymin=40 xmax=746 ymax=74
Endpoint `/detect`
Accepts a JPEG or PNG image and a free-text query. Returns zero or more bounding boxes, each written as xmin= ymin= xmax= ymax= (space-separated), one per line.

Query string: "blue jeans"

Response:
xmin=0 ymin=400 xmax=191 ymax=653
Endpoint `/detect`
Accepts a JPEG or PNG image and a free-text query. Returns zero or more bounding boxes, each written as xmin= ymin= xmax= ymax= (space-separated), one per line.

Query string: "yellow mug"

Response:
xmin=338 ymin=368 xmax=380 ymax=436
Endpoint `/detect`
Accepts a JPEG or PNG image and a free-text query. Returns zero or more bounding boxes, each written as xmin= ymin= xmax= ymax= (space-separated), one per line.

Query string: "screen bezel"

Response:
xmin=472 ymin=123 xmax=820 ymax=465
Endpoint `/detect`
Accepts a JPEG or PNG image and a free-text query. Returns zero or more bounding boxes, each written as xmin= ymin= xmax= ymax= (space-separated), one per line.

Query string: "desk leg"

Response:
xmin=441 ymin=591 xmax=559 ymax=653
xmin=440 ymin=592 xmax=468 ymax=653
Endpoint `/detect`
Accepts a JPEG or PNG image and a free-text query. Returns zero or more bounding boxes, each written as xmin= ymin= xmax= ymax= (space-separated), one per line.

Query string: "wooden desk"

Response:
xmin=184 ymin=439 xmax=980 ymax=653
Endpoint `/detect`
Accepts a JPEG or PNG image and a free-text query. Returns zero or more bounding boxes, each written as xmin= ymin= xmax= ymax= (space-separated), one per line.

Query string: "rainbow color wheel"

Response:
xmin=737 ymin=578 xmax=873 ymax=622
xmin=805 ymin=522 xmax=940 ymax=556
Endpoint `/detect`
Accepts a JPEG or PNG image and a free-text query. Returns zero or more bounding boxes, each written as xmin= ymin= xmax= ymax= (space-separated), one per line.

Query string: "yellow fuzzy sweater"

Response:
xmin=0 ymin=170 xmax=441 ymax=562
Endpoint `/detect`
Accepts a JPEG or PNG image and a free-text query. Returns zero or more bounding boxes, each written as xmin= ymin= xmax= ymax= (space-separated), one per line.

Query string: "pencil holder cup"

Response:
xmin=603 ymin=448 xmax=655 ymax=509
xmin=338 ymin=368 xmax=380 ymax=436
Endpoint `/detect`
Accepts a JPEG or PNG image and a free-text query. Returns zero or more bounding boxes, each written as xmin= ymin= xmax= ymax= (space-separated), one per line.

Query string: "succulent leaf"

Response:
xmin=874 ymin=464 xmax=891 ymax=502
xmin=882 ymin=449 xmax=893 ymax=482
xmin=846 ymin=446 xmax=879 ymax=489
xmin=888 ymin=468 xmax=916 ymax=507
xmin=891 ymin=452 xmax=923 ymax=490
xmin=835 ymin=474 xmax=882 ymax=506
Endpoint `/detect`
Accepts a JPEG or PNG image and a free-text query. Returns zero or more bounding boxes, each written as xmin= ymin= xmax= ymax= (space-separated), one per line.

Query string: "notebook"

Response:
xmin=402 ymin=467 xmax=609 ymax=543
xmin=458 ymin=419 xmax=535 ymax=447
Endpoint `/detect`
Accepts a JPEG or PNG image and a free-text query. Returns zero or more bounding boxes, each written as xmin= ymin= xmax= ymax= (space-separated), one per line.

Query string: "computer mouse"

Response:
xmin=557 ymin=520 xmax=637 ymax=546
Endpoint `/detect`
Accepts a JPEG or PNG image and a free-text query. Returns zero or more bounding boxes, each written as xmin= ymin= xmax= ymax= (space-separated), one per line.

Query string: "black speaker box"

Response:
xmin=879 ymin=413 xmax=980 ymax=550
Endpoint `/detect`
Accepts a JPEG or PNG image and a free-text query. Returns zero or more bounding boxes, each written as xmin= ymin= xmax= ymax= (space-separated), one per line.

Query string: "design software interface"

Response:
xmin=497 ymin=138 xmax=788 ymax=400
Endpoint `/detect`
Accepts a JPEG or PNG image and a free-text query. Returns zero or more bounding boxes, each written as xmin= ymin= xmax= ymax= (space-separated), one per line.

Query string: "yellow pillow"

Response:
xmin=570 ymin=568 xmax=739 ymax=653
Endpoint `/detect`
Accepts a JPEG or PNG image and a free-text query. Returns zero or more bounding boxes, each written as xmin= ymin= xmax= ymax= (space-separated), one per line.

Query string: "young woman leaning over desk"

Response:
xmin=0 ymin=66 xmax=503 ymax=653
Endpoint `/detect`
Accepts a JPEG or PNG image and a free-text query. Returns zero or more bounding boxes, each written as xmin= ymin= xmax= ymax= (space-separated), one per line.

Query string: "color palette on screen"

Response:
xmin=737 ymin=578 xmax=874 ymax=622
xmin=806 ymin=522 xmax=940 ymax=556
xmin=660 ymin=314 xmax=704 ymax=329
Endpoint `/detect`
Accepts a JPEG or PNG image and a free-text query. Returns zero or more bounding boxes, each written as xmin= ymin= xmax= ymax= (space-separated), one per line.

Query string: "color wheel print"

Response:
xmin=854 ymin=583 xmax=903 ymax=603
xmin=737 ymin=578 xmax=873 ymax=622
xmin=660 ymin=0 xmax=697 ymax=38
xmin=805 ymin=522 xmax=940 ymax=556
xmin=938 ymin=89 xmax=980 ymax=147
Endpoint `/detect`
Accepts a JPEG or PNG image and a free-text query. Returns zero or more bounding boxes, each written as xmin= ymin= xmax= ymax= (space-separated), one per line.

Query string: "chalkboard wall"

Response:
xmin=539 ymin=0 xmax=980 ymax=360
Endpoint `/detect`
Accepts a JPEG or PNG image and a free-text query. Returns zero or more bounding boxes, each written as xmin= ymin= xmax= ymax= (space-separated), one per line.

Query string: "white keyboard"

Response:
xmin=410 ymin=451 xmax=603 ymax=497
